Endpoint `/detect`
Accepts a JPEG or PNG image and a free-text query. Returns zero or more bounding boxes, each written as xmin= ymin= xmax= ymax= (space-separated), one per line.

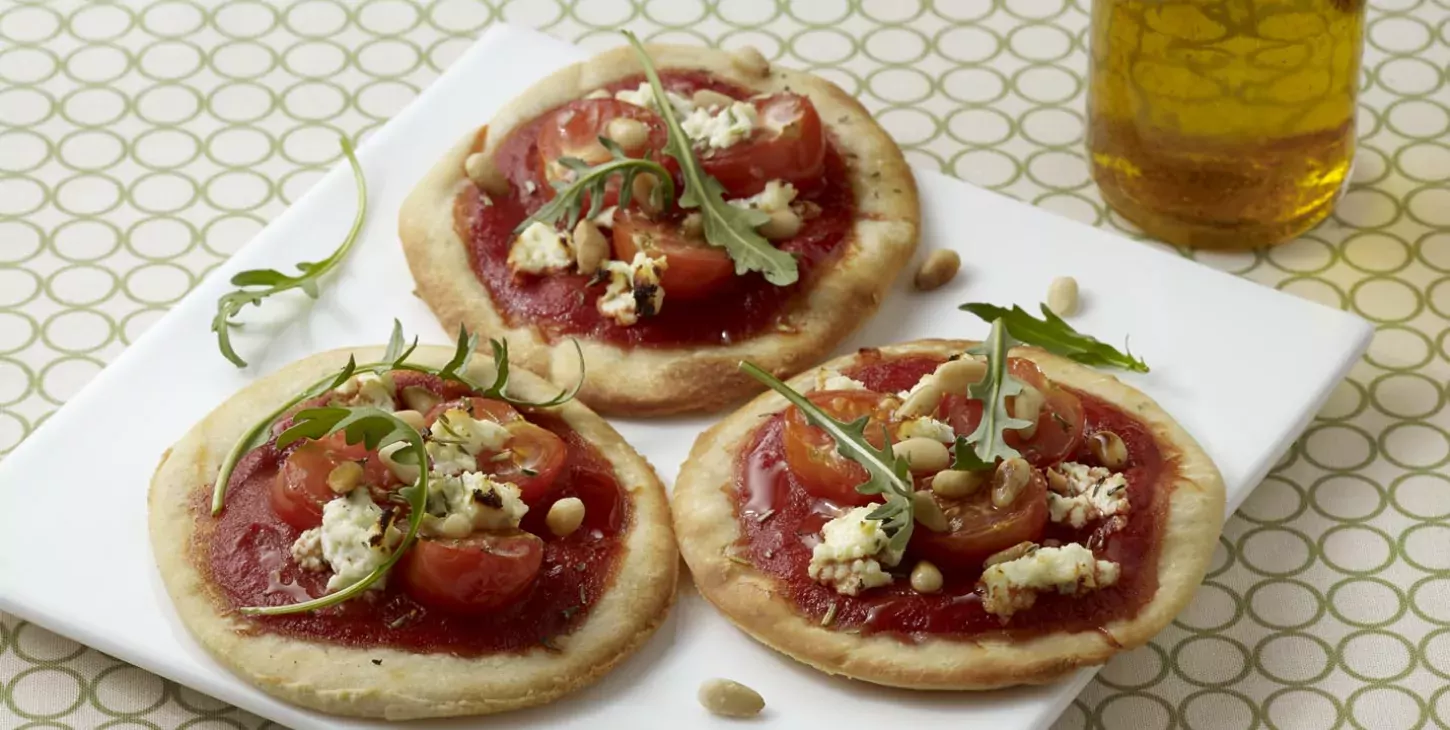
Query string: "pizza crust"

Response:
xmin=148 ymin=346 xmax=678 ymax=719
xmin=673 ymin=340 xmax=1225 ymax=689
xmin=399 ymin=44 xmax=919 ymax=416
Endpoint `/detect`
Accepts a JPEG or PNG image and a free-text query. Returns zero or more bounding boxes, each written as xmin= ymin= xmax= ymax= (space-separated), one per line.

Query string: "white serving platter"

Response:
xmin=0 ymin=24 xmax=1372 ymax=730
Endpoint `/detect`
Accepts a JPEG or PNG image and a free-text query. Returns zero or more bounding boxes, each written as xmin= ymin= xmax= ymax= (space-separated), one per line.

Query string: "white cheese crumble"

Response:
xmin=680 ymin=101 xmax=758 ymax=150
xmin=426 ymin=407 xmax=512 ymax=476
xmin=331 ymin=372 xmax=396 ymax=411
xmin=1047 ymin=462 xmax=1131 ymax=529
xmin=507 ymin=221 xmax=574 ymax=275
xmin=979 ymin=543 xmax=1120 ymax=620
xmin=614 ymin=82 xmax=694 ymax=116
xmin=318 ymin=488 xmax=391 ymax=592
xmin=813 ymin=369 xmax=867 ymax=392
xmin=807 ymin=506 xmax=903 ymax=596
xmin=426 ymin=472 xmax=529 ymax=533
xmin=898 ymin=416 xmax=955 ymax=443
xmin=727 ymin=179 xmax=797 ymax=213
xmin=597 ymin=252 xmax=667 ymax=326
xmin=290 ymin=528 xmax=325 ymax=572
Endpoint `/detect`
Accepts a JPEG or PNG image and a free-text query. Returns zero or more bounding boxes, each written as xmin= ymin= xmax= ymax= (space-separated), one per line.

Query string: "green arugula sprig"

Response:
xmin=213 ymin=137 xmax=367 ymax=368
xmin=953 ymin=319 xmax=1033 ymax=469
xmin=741 ymin=362 xmax=916 ymax=553
xmin=514 ymin=137 xmax=676 ymax=234
xmin=622 ymin=31 xmax=799 ymax=286
xmin=210 ymin=321 xmax=583 ymax=515
xmin=960 ymin=303 xmax=1149 ymax=373
xmin=239 ymin=407 xmax=428 ymax=615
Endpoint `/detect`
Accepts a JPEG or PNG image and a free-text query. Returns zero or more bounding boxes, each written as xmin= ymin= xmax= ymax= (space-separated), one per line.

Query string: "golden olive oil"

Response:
xmin=1087 ymin=0 xmax=1365 ymax=249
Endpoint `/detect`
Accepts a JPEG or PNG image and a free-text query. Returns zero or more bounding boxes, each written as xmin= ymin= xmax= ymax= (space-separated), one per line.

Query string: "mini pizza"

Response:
xmin=400 ymin=35 xmax=918 ymax=416
xmin=674 ymin=326 xmax=1224 ymax=688
xmin=149 ymin=329 xmax=676 ymax=719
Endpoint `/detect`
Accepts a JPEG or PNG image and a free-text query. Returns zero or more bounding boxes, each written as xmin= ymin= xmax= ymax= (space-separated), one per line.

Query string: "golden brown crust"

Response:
xmin=673 ymin=339 xmax=1225 ymax=689
xmin=148 ymin=346 xmax=678 ymax=719
xmin=399 ymin=44 xmax=919 ymax=416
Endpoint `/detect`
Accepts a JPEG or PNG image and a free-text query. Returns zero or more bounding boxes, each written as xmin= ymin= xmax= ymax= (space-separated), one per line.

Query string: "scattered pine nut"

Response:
xmin=914 ymin=250 xmax=961 ymax=291
xmin=698 ymin=678 xmax=765 ymax=718
xmin=910 ymin=561 xmax=944 ymax=594
xmin=1046 ymin=276 xmax=1080 ymax=316
xmin=546 ymin=497 xmax=586 ymax=537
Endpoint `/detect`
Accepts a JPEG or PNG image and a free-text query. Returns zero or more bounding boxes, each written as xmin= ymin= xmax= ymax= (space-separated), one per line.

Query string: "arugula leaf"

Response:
xmin=213 ymin=137 xmax=368 ymax=367
xmin=239 ymin=406 xmax=428 ymax=616
xmin=740 ymin=361 xmax=916 ymax=553
xmin=960 ymin=302 xmax=1149 ymax=373
xmin=949 ymin=438 xmax=995 ymax=472
xmin=513 ymin=138 xmax=676 ymax=234
xmin=211 ymin=323 xmax=587 ymax=515
xmin=962 ymin=319 xmax=1034 ymax=464
xmin=621 ymin=31 xmax=798 ymax=286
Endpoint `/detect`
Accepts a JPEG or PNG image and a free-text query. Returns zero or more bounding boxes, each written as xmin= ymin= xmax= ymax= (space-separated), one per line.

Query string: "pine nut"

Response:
xmin=1046 ymin=466 xmax=1069 ymax=493
xmin=394 ymin=409 xmax=425 ymax=431
xmin=400 ymin=386 xmax=440 ymax=414
xmin=893 ymin=437 xmax=950 ymax=473
xmin=1011 ymin=384 xmax=1045 ymax=439
xmin=605 ymin=116 xmax=648 ymax=150
xmin=728 ymin=46 xmax=770 ymax=77
xmin=378 ymin=442 xmax=419 ymax=484
xmin=910 ymin=561 xmax=944 ymax=594
xmin=758 ymin=207 xmax=801 ymax=240
xmin=326 ymin=461 xmax=363 ymax=494
xmin=691 ymin=89 xmax=735 ymax=110
xmin=698 ymin=678 xmax=764 ymax=718
xmin=934 ymin=357 xmax=987 ymax=393
xmin=681 ymin=212 xmax=704 ymax=239
xmin=984 ymin=541 xmax=1039 ymax=567
xmin=546 ymin=497 xmax=586 ymax=537
xmin=631 ymin=174 xmax=662 ymax=215
xmin=896 ymin=383 xmax=944 ymax=419
xmin=572 ymin=219 xmax=609 ymax=275
xmin=1046 ymin=276 xmax=1079 ymax=317
xmin=463 ymin=152 xmax=508 ymax=195
xmin=1089 ymin=431 xmax=1129 ymax=469
xmin=992 ymin=457 xmax=1031 ymax=507
xmin=439 ymin=512 xmax=472 ymax=538
xmin=914 ymin=249 xmax=961 ymax=291
xmin=911 ymin=491 xmax=949 ymax=532
xmin=931 ymin=469 xmax=985 ymax=499
xmin=584 ymin=88 xmax=612 ymax=100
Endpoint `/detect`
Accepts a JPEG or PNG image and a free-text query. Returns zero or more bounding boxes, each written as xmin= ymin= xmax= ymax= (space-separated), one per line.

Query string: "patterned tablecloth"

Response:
xmin=1 ymin=1 xmax=1447 ymax=728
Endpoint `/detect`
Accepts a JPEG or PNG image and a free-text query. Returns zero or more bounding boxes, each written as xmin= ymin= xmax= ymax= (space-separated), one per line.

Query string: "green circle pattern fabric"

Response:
xmin=1 ymin=1 xmax=1448 ymax=728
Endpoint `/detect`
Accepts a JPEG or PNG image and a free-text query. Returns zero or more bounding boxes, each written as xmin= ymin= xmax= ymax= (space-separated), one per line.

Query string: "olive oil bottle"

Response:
xmin=1087 ymin=0 xmax=1365 ymax=249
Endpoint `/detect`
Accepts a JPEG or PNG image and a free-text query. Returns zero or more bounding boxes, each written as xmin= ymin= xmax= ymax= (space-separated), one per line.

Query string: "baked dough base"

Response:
xmin=399 ymin=44 xmax=919 ymax=416
xmin=673 ymin=340 xmax=1225 ymax=689
xmin=149 ymin=347 xmax=678 ymax=719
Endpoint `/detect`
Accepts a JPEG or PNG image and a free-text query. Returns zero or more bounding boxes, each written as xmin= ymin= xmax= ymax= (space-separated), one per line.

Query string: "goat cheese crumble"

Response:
xmin=1047 ymin=462 xmax=1130 ymax=529
xmin=597 ymin=252 xmax=667 ymax=326
xmin=508 ymin=221 xmax=574 ymax=275
xmin=807 ymin=506 xmax=903 ymax=596
xmin=979 ymin=543 xmax=1120 ymax=620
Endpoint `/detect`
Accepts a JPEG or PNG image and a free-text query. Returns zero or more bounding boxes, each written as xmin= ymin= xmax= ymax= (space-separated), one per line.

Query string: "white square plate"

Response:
xmin=0 ymin=25 xmax=1371 ymax=730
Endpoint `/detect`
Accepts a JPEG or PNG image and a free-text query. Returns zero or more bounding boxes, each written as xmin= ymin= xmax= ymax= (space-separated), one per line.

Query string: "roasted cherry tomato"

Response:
xmin=270 ymin=434 xmax=394 ymax=529
xmin=482 ymin=421 xmax=567 ymax=505
xmin=397 ymin=531 xmax=544 ymax=615
xmin=782 ymin=390 xmax=895 ymax=507
xmin=700 ymin=93 xmax=826 ymax=197
xmin=535 ymin=99 xmax=669 ymax=203
xmin=910 ymin=469 xmax=1049 ymax=568
xmin=1003 ymin=359 xmax=1085 ymax=467
xmin=611 ymin=208 xmax=733 ymax=300
xmin=423 ymin=396 xmax=522 ymax=426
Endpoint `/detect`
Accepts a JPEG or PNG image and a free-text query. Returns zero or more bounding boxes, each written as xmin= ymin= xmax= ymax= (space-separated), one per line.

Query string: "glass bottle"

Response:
xmin=1087 ymin=0 xmax=1366 ymax=249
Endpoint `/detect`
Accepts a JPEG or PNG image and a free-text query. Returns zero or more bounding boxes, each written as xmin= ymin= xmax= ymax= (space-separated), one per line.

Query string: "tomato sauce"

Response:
xmin=732 ymin=353 xmax=1171 ymax=640
xmin=196 ymin=374 xmax=629 ymax=655
xmin=456 ymin=71 xmax=857 ymax=347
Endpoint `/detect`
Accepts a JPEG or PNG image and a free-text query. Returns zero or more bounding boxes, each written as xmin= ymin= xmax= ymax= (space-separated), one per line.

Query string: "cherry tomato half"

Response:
xmin=535 ymin=99 xmax=669 ymax=204
xmin=270 ymin=434 xmax=395 ymax=529
xmin=611 ymin=208 xmax=733 ymax=300
xmin=397 ymin=531 xmax=544 ymax=615
xmin=782 ymin=390 xmax=894 ymax=507
xmin=700 ymin=93 xmax=826 ymax=198
xmin=482 ymin=421 xmax=567 ymax=505
xmin=1004 ymin=359 xmax=1085 ymax=467
xmin=910 ymin=469 xmax=1049 ymax=569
